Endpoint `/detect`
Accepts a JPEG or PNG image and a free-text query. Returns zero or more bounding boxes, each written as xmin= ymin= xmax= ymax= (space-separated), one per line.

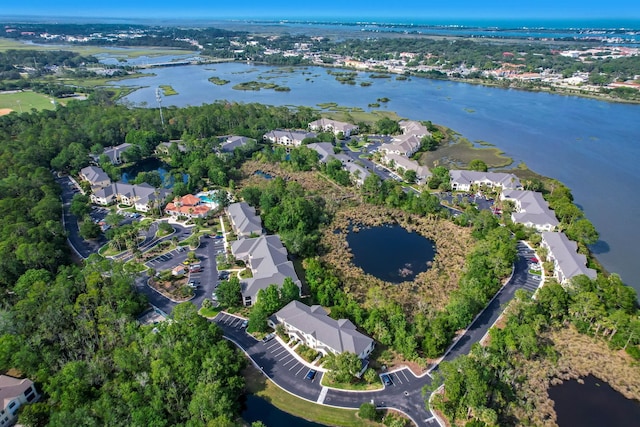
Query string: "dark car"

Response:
xmin=305 ymin=369 xmax=317 ymax=381
xmin=381 ymin=374 xmax=392 ymax=386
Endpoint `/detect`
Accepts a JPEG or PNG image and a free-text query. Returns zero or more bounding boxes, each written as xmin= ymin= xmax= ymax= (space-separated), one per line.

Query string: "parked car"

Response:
xmin=305 ymin=369 xmax=317 ymax=381
xmin=381 ymin=374 xmax=393 ymax=386
xmin=241 ymin=319 xmax=249 ymax=329
xmin=262 ymin=333 xmax=275 ymax=343
xmin=189 ymin=264 xmax=202 ymax=272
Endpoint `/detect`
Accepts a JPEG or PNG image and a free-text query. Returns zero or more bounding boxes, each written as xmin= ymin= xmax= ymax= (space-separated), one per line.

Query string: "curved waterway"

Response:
xmin=109 ymin=62 xmax=640 ymax=294
xmin=346 ymin=225 xmax=436 ymax=283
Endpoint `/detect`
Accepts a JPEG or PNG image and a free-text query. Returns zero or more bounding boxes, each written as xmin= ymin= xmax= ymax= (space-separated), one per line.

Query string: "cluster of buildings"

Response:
xmin=164 ymin=194 xmax=213 ymax=219
xmin=227 ymin=201 xmax=374 ymax=361
xmin=379 ymin=120 xmax=433 ymax=184
xmin=227 ymin=202 xmax=301 ymax=306
xmin=80 ymin=165 xmax=169 ymax=213
xmin=0 ymin=375 xmax=39 ymax=427
xmin=447 ymin=170 xmax=593 ymax=285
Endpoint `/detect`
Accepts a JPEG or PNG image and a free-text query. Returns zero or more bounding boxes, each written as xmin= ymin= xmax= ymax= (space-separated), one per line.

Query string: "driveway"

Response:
xmin=434 ymin=241 xmax=541 ymax=366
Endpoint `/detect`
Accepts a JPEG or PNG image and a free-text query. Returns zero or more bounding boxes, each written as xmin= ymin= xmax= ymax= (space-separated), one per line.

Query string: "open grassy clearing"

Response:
xmin=0 ymin=90 xmax=58 ymax=112
xmin=243 ymin=364 xmax=378 ymax=427
xmin=159 ymin=85 xmax=178 ymax=96
xmin=323 ymin=205 xmax=473 ymax=314
xmin=419 ymin=136 xmax=513 ymax=169
xmin=507 ymin=325 xmax=640 ymax=427
xmin=0 ymin=38 xmax=195 ymax=58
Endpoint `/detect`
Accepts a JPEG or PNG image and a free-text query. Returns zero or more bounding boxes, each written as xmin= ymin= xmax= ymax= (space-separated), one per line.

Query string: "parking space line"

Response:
xmin=266 ymin=342 xmax=279 ymax=350
xmin=289 ymin=362 xmax=301 ymax=371
xmin=295 ymin=365 xmax=306 ymax=376
xmin=272 ymin=349 xmax=287 ymax=358
xmin=393 ymin=374 xmax=403 ymax=385
xmin=400 ymin=370 xmax=409 ymax=382
xmin=282 ymin=357 xmax=296 ymax=366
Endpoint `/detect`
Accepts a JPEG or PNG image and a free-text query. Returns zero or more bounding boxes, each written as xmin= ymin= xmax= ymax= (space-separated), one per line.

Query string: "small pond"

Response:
xmin=548 ymin=375 xmax=640 ymax=427
xmin=121 ymin=157 xmax=187 ymax=188
xmin=346 ymin=225 xmax=436 ymax=283
xmin=242 ymin=394 xmax=325 ymax=427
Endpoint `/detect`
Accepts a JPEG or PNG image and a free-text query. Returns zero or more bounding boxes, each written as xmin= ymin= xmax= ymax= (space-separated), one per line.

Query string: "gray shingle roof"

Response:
xmin=450 ymin=170 xmax=521 ymax=190
xmin=542 ymin=232 xmax=597 ymax=282
xmin=103 ymin=143 xmax=133 ymax=163
xmin=231 ymin=235 xmax=300 ymax=302
xmin=227 ymin=202 xmax=263 ymax=237
xmin=276 ymin=300 xmax=373 ymax=356
xmin=80 ymin=165 xmax=110 ymax=186
xmin=502 ymin=190 xmax=559 ymax=229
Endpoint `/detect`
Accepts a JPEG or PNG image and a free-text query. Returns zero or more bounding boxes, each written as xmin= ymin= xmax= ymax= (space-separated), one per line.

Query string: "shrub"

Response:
xmin=358 ymin=403 xmax=379 ymax=421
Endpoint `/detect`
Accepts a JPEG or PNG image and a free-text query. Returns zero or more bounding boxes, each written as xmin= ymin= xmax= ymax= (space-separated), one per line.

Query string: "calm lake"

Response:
xmin=108 ymin=61 xmax=640 ymax=295
xmin=346 ymin=225 xmax=436 ymax=283
xmin=548 ymin=375 xmax=640 ymax=427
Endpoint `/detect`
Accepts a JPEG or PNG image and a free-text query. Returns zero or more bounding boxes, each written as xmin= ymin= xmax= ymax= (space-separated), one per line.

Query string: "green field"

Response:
xmin=0 ymin=37 xmax=195 ymax=58
xmin=0 ymin=91 xmax=57 ymax=113
xmin=420 ymin=136 xmax=513 ymax=169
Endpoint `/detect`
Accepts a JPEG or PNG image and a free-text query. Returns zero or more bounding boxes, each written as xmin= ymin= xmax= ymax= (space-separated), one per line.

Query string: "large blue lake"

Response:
xmin=109 ymin=62 xmax=640 ymax=294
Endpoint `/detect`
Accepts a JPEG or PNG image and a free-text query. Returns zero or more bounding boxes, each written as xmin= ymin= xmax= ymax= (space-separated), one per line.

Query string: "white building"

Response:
xmin=450 ymin=170 xmax=521 ymax=191
xmin=501 ymin=190 xmax=559 ymax=231
xmin=273 ymin=300 xmax=375 ymax=360
xmin=541 ymin=232 xmax=597 ymax=285
xmin=263 ymin=130 xmax=317 ymax=147
xmin=0 ymin=375 xmax=39 ymax=426
xmin=308 ymin=118 xmax=358 ymax=137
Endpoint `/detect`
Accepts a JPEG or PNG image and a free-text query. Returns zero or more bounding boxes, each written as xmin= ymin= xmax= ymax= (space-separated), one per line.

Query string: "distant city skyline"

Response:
xmin=3 ymin=1 xmax=640 ymax=24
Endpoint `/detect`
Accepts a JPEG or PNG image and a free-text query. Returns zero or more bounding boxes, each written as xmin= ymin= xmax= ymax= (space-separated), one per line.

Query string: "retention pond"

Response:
xmin=548 ymin=375 xmax=640 ymax=427
xmin=346 ymin=225 xmax=436 ymax=283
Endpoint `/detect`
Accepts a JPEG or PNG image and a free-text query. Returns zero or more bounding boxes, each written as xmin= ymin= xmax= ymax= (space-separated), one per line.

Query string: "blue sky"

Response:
xmin=2 ymin=0 xmax=640 ymax=22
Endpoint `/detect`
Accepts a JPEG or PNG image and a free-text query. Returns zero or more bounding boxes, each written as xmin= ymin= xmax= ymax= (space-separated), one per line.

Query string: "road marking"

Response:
xmin=289 ymin=362 xmax=300 ymax=371
xmin=317 ymin=387 xmax=329 ymax=404
xmin=425 ymin=416 xmax=436 ymax=423
xmin=282 ymin=357 xmax=296 ymax=366
xmin=266 ymin=342 xmax=279 ymax=350
xmin=400 ymin=370 xmax=409 ymax=382
xmin=272 ymin=349 xmax=287 ymax=358
xmin=394 ymin=374 xmax=402 ymax=385
xmin=295 ymin=365 xmax=305 ymax=375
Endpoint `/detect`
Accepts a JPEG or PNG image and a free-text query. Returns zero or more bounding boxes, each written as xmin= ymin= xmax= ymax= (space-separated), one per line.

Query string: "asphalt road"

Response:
xmin=57 ymin=169 xmax=541 ymax=427
xmin=435 ymin=241 xmax=541 ymax=367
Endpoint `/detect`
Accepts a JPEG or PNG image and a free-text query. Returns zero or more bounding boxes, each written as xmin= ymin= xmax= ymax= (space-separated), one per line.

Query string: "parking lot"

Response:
xmin=215 ymin=312 xmax=325 ymax=402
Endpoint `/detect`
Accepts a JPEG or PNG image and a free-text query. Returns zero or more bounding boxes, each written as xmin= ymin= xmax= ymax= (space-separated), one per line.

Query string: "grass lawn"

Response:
xmin=323 ymin=109 xmax=403 ymax=127
xmin=0 ymin=38 xmax=195 ymax=58
xmin=0 ymin=91 xmax=57 ymax=113
xmin=243 ymin=365 xmax=378 ymax=427
xmin=198 ymin=305 xmax=222 ymax=318
xmin=420 ymin=136 xmax=513 ymax=169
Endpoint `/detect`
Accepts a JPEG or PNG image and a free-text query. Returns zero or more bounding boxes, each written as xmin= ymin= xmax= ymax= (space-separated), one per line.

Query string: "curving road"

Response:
xmin=57 ymin=172 xmax=542 ymax=426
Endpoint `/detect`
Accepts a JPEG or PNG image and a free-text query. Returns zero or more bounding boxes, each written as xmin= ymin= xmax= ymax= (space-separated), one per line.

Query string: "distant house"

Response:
xmin=398 ymin=120 xmax=430 ymax=138
xmin=307 ymin=142 xmax=371 ymax=186
xmin=219 ymin=135 xmax=256 ymax=153
xmin=231 ymin=235 xmax=301 ymax=306
xmin=383 ymin=152 xmax=431 ymax=184
xmin=91 ymin=182 xmax=168 ymax=212
xmin=450 ymin=170 xmax=521 ymax=192
xmin=379 ymin=120 xmax=430 ymax=157
xmin=308 ymin=118 xmax=358 ymax=137
xmin=263 ymin=129 xmax=317 ymax=147
xmin=501 ymin=190 xmax=559 ymax=231
xmin=0 ymin=375 xmax=39 ymax=426
xmin=165 ymin=194 xmax=212 ymax=218
xmin=380 ymin=134 xmax=422 ymax=157
xmin=155 ymin=140 xmax=187 ymax=155
xmin=227 ymin=202 xmax=263 ymax=238
xmin=272 ymin=300 xmax=375 ymax=360
xmin=102 ymin=143 xmax=133 ymax=165
xmin=541 ymin=232 xmax=597 ymax=285
xmin=79 ymin=165 xmax=111 ymax=189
